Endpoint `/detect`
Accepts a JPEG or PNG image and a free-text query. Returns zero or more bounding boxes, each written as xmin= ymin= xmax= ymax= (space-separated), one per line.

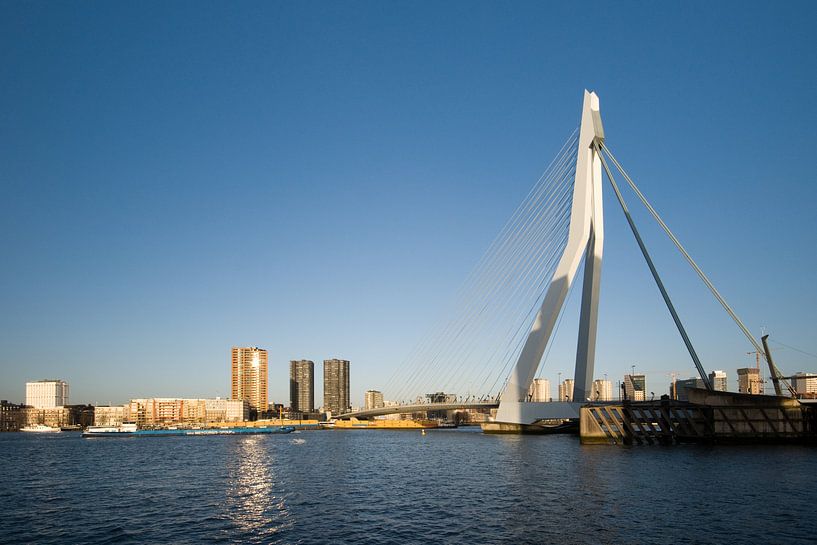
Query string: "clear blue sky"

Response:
xmin=2 ymin=1 xmax=816 ymax=406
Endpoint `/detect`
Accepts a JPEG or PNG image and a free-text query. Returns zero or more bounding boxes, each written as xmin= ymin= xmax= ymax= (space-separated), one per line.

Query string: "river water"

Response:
xmin=0 ymin=429 xmax=814 ymax=544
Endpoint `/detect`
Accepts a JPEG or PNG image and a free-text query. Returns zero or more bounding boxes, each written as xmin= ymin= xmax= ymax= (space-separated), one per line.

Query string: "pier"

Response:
xmin=580 ymin=389 xmax=817 ymax=446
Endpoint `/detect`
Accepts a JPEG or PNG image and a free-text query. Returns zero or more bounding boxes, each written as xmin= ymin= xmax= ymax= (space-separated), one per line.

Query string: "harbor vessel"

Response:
xmin=82 ymin=423 xmax=294 ymax=437
xmin=20 ymin=424 xmax=61 ymax=433
xmin=333 ymin=418 xmax=438 ymax=430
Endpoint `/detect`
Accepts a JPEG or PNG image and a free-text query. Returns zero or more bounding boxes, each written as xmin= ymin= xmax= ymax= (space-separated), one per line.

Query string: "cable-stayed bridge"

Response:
xmin=344 ymin=91 xmax=794 ymax=430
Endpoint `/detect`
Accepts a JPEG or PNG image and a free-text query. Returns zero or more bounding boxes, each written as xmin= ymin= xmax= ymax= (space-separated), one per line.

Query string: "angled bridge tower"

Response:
xmin=494 ymin=90 xmax=605 ymax=426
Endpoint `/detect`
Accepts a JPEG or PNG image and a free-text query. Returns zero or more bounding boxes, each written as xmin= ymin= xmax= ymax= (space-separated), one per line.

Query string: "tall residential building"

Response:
xmin=709 ymin=370 xmax=728 ymax=392
xmin=324 ymin=359 xmax=350 ymax=415
xmin=529 ymin=378 xmax=551 ymax=402
xmin=591 ymin=379 xmax=613 ymax=401
xmin=25 ymin=380 xmax=69 ymax=408
xmin=231 ymin=347 xmax=268 ymax=412
xmin=624 ymin=374 xmax=646 ymax=401
xmin=290 ymin=360 xmax=315 ymax=413
xmin=791 ymin=372 xmax=817 ymax=396
xmin=737 ymin=368 xmax=763 ymax=395
xmin=558 ymin=379 xmax=574 ymax=402
xmin=364 ymin=390 xmax=385 ymax=410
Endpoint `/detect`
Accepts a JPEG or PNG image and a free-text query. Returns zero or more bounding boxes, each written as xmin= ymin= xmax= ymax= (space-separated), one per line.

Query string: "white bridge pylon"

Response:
xmin=495 ymin=90 xmax=605 ymax=425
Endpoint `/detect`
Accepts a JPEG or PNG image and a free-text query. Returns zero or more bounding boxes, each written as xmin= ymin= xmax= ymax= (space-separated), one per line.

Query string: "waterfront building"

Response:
xmin=624 ymin=374 xmax=646 ymax=401
xmin=125 ymin=398 xmax=249 ymax=426
xmin=791 ymin=372 xmax=817 ymax=396
xmin=364 ymin=390 xmax=385 ymax=410
xmin=22 ymin=406 xmax=72 ymax=428
xmin=558 ymin=379 xmax=574 ymax=402
xmin=591 ymin=379 xmax=613 ymax=401
xmin=737 ymin=368 xmax=763 ymax=395
xmin=529 ymin=378 xmax=551 ymax=402
xmin=290 ymin=360 xmax=315 ymax=413
xmin=324 ymin=358 xmax=350 ymax=415
xmin=25 ymin=380 xmax=69 ymax=409
xmin=204 ymin=398 xmax=249 ymax=422
xmin=94 ymin=405 xmax=126 ymax=427
xmin=0 ymin=400 xmax=24 ymax=432
xmin=231 ymin=347 xmax=269 ymax=412
xmin=709 ymin=370 xmax=728 ymax=392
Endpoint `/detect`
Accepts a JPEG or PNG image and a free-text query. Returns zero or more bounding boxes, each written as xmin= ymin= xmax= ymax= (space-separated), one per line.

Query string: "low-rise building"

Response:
xmin=22 ymin=406 xmax=72 ymax=428
xmin=94 ymin=405 xmax=127 ymax=426
xmin=126 ymin=398 xmax=250 ymax=427
xmin=0 ymin=400 xmax=24 ymax=432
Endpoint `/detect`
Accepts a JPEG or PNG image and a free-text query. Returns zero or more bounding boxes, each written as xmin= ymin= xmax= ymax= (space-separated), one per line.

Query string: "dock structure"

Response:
xmin=580 ymin=389 xmax=817 ymax=446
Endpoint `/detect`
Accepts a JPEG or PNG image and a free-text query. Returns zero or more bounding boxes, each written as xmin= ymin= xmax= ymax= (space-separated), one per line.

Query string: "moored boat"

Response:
xmin=20 ymin=424 xmax=61 ymax=433
xmin=82 ymin=424 xmax=295 ymax=437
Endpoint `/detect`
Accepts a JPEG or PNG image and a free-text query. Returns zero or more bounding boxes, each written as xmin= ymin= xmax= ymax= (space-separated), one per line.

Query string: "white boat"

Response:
xmin=20 ymin=424 xmax=61 ymax=433
xmin=83 ymin=423 xmax=138 ymax=435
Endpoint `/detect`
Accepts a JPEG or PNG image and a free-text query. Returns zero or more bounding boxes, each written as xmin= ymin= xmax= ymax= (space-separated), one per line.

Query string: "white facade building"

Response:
xmin=26 ymin=380 xmax=69 ymax=408
xmin=792 ymin=373 xmax=817 ymax=396
xmin=709 ymin=370 xmax=728 ymax=392
xmin=591 ymin=379 xmax=613 ymax=401
xmin=558 ymin=379 xmax=574 ymax=402
xmin=528 ymin=378 xmax=551 ymax=402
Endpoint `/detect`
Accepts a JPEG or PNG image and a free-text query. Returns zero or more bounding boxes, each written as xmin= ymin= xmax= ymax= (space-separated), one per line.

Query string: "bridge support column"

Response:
xmin=495 ymin=90 xmax=605 ymax=426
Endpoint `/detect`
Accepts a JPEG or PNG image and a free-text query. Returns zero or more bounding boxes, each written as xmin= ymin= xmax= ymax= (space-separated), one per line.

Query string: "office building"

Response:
xmin=624 ymin=374 xmax=646 ymax=401
xmin=591 ymin=379 xmax=613 ymax=401
xmin=673 ymin=377 xmax=704 ymax=401
xmin=364 ymin=390 xmax=385 ymax=410
xmin=290 ymin=360 xmax=315 ymax=413
xmin=324 ymin=358 xmax=350 ymax=415
xmin=558 ymin=379 xmax=574 ymax=402
xmin=737 ymin=368 xmax=763 ymax=395
xmin=25 ymin=380 xmax=69 ymax=409
xmin=529 ymin=378 xmax=551 ymax=402
xmin=709 ymin=370 xmax=728 ymax=392
xmin=231 ymin=347 xmax=268 ymax=412
xmin=791 ymin=372 xmax=817 ymax=396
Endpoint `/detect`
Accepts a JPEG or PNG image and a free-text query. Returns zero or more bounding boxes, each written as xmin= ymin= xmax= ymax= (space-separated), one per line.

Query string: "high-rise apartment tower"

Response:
xmin=324 ymin=358 xmax=350 ymax=415
xmin=290 ymin=360 xmax=315 ymax=413
xmin=231 ymin=347 xmax=268 ymax=412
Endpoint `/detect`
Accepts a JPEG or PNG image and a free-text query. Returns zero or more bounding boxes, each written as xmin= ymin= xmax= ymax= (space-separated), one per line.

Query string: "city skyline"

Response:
xmin=2 ymin=3 xmax=816 ymax=406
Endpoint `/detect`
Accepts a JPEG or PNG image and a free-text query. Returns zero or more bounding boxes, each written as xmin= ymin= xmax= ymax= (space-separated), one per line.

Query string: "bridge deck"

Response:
xmin=334 ymin=402 xmax=497 ymax=420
